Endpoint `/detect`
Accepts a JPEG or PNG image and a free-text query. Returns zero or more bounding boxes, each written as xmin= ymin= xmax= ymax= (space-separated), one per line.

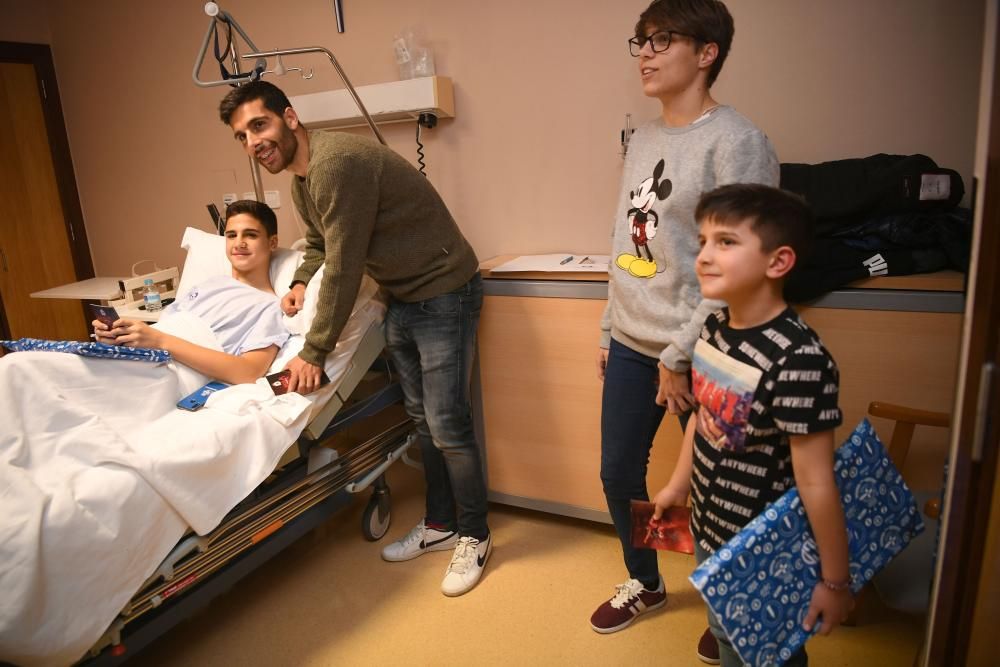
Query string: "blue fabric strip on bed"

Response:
xmin=1 ymin=338 xmax=171 ymax=363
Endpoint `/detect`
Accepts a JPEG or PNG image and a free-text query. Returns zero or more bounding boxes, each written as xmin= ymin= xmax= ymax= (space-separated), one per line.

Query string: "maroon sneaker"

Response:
xmin=697 ymin=626 xmax=721 ymax=664
xmin=590 ymin=578 xmax=666 ymax=633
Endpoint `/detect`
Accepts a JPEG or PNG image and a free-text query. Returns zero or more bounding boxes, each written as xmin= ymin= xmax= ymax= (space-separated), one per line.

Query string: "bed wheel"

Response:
xmin=362 ymin=489 xmax=391 ymax=541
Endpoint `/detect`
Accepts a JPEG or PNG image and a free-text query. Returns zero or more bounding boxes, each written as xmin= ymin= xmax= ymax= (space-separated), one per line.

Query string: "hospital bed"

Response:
xmin=82 ymin=337 xmax=413 ymax=666
xmin=82 ymin=333 xmax=412 ymax=666
xmin=0 ymin=228 xmax=415 ymax=667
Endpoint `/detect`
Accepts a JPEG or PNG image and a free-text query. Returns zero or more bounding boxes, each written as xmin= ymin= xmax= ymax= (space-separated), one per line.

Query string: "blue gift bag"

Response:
xmin=689 ymin=419 xmax=925 ymax=666
xmin=1 ymin=337 xmax=170 ymax=363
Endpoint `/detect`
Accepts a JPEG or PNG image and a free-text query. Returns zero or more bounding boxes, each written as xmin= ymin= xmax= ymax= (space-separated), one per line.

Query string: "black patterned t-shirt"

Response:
xmin=689 ymin=307 xmax=842 ymax=552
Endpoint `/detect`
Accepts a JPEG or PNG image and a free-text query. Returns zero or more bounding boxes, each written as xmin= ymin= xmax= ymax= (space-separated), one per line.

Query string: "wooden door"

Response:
xmin=924 ymin=1 xmax=1000 ymax=663
xmin=0 ymin=60 xmax=88 ymax=340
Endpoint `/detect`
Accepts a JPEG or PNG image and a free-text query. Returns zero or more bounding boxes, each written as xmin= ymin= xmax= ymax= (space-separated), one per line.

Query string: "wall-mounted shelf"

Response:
xmin=289 ymin=75 xmax=454 ymax=130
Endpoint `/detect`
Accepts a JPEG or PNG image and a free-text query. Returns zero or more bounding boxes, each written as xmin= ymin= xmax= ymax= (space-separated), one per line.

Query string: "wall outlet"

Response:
xmin=241 ymin=192 xmax=256 ymax=201
xmin=222 ymin=192 xmax=238 ymax=207
xmin=264 ymin=190 xmax=281 ymax=208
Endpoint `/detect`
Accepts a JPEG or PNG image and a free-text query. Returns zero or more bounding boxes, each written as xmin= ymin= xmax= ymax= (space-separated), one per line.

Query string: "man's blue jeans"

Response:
xmin=385 ymin=273 xmax=489 ymax=540
xmin=601 ymin=338 xmax=689 ymax=590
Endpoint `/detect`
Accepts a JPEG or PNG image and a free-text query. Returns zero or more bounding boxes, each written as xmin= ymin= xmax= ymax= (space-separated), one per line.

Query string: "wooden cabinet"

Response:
xmin=473 ymin=257 xmax=963 ymax=522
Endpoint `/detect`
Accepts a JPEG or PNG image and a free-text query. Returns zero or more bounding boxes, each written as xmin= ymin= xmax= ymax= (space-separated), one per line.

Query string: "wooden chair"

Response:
xmin=845 ymin=401 xmax=950 ymax=625
xmin=869 ymin=400 xmax=949 ymax=519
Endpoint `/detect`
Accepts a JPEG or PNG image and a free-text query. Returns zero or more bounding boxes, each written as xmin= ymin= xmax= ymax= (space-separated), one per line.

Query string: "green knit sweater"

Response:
xmin=291 ymin=131 xmax=479 ymax=366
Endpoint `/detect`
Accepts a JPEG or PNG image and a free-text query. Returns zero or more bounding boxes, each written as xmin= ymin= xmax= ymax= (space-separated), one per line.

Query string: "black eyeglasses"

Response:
xmin=628 ymin=30 xmax=704 ymax=57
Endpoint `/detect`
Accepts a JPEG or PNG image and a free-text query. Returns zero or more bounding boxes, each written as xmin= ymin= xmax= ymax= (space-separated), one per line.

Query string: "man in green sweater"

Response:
xmin=219 ymin=81 xmax=491 ymax=597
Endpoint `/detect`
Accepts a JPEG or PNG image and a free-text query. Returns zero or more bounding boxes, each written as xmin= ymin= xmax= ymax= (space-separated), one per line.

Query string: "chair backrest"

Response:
xmin=868 ymin=401 xmax=950 ymax=469
xmin=867 ymin=401 xmax=950 ymax=518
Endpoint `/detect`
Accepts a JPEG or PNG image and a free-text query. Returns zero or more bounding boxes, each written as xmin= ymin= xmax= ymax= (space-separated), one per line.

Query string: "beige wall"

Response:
xmin=0 ymin=0 xmax=51 ymax=44
xmin=2 ymin=0 xmax=986 ymax=276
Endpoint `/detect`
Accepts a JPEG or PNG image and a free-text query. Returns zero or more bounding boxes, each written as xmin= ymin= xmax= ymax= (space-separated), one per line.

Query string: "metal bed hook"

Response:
xmin=265 ymin=52 xmax=314 ymax=80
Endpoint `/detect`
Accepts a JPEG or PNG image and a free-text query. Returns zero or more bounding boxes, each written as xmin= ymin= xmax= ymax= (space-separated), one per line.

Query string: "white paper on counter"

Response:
xmin=491 ymin=254 xmax=611 ymax=273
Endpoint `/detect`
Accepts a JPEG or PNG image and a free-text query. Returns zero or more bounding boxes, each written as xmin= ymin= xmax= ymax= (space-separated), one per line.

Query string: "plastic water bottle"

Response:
xmin=142 ymin=278 xmax=163 ymax=312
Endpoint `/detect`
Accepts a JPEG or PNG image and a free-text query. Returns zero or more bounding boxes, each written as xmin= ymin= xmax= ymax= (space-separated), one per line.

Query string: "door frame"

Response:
xmin=0 ymin=41 xmax=93 ymax=339
xmin=924 ymin=0 xmax=1000 ymax=663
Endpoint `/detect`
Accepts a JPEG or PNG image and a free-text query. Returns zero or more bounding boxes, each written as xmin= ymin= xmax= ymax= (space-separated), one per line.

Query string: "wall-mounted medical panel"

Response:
xmin=289 ymin=75 xmax=454 ymax=130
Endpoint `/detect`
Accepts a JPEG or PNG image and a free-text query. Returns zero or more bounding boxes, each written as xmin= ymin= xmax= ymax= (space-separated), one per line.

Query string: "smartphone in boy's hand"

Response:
xmin=266 ymin=368 xmax=331 ymax=395
xmin=89 ymin=304 xmax=119 ymax=330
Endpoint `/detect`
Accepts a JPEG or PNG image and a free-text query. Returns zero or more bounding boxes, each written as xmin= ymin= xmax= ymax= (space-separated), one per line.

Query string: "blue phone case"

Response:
xmin=176 ymin=381 xmax=229 ymax=411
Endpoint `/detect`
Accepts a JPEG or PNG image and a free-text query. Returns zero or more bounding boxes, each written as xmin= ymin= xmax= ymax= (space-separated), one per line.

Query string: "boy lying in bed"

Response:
xmin=0 ymin=201 xmax=310 ymax=667
xmin=92 ymin=199 xmax=289 ymax=384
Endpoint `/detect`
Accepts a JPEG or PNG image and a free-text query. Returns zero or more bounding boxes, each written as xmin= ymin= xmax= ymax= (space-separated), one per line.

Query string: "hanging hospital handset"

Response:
xmin=193 ymin=3 xmax=385 ymax=146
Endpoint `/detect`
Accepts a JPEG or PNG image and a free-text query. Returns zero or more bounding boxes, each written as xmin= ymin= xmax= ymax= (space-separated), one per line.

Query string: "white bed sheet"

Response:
xmin=0 ymin=282 xmax=385 ymax=667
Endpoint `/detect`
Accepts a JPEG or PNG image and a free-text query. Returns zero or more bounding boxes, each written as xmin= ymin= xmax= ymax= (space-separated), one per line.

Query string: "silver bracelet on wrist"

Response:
xmin=820 ymin=577 xmax=851 ymax=592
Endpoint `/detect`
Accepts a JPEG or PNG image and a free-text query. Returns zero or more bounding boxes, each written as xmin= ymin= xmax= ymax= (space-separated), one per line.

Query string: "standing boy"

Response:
xmin=593 ymin=0 xmax=778 ymax=656
xmin=652 ymin=184 xmax=853 ymax=666
xmin=218 ymin=81 xmax=491 ymax=597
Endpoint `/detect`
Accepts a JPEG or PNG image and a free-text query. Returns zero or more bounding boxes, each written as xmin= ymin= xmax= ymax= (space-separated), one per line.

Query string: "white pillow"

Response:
xmin=270 ymin=247 xmax=304 ymax=298
xmin=282 ymin=265 xmax=380 ymax=336
xmin=271 ymin=269 xmax=382 ymax=373
xmin=282 ymin=264 xmax=322 ymax=336
xmin=176 ymin=226 xmax=381 ymax=362
xmin=177 ymin=227 xmax=303 ymax=300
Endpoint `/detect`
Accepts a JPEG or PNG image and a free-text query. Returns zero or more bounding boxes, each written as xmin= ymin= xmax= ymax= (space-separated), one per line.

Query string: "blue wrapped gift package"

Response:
xmin=689 ymin=419 xmax=925 ymax=667
xmin=1 ymin=337 xmax=171 ymax=363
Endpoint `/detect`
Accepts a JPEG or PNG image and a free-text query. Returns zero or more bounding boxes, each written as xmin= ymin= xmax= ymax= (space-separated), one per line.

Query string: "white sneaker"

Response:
xmin=441 ymin=534 xmax=492 ymax=596
xmin=381 ymin=520 xmax=458 ymax=562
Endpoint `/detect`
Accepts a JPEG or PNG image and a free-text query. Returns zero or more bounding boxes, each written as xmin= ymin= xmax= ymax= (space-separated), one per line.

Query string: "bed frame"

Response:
xmin=79 ymin=321 xmax=414 ymax=665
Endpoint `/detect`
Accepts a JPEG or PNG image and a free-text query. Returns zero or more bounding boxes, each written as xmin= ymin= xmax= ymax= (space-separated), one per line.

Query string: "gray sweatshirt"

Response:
xmin=600 ymin=106 xmax=779 ymax=371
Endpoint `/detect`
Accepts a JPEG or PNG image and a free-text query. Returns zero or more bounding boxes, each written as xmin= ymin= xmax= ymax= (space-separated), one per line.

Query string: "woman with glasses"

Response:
xmin=592 ymin=1 xmax=779 ymax=664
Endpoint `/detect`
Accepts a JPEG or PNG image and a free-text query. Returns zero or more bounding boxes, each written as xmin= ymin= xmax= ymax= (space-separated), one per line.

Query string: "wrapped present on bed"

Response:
xmin=1 ymin=337 xmax=171 ymax=363
xmin=689 ymin=419 xmax=924 ymax=667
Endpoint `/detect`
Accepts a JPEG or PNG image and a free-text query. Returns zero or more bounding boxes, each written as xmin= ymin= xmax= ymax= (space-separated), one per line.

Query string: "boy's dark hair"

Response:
xmin=635 ymin=0 xmax=734 ymax=87
xmin=218 ymin=80 xmax=292 ymax=125
xmin=695 ymin=184 xmax=814 ymax=260
xmin=225 ymin=199 xmax=278 ymax=237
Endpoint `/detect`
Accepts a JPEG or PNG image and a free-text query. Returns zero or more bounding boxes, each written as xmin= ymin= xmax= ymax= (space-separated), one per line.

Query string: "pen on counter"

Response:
xmin=579 ymin=256 xmax=590 ymax=264
xmin=559 ymin=255 xmax=574 ymax=265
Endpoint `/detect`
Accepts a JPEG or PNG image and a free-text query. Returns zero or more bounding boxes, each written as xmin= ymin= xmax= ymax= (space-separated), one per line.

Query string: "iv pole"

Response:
xmin=192 ymin=2 xmax=386 ymax=201
xmin=241 ymin=46 xmax=385 ymax=146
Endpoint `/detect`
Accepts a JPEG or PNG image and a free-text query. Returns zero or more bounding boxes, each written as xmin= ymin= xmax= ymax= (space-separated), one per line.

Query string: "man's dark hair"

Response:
xmin=695 ymin=183 xmax=813 ymax=260
xmin=225 ymin=199 xmax=278 ymax=237
xmin=218 ymin=80 xmax=292 ymax=125
xmin=635 ymin=0 xmax=734 ymax=87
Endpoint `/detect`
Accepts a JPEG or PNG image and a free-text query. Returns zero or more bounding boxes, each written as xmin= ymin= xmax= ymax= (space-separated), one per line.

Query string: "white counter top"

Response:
xmin=31 ymin=277 xmax=126 ymax=301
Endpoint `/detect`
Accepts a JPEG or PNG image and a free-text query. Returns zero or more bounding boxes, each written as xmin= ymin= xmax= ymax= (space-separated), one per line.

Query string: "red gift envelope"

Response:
xmin=630 ymin=500 xmax=694 ymax=554
xmin=265 ymin=368 xmax=331 ymax=395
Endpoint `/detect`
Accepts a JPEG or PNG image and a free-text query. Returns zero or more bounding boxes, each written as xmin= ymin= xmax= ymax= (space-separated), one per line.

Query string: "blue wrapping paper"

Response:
xmin=1 ymin=337 xmax=170 ymax=363
xmin=689 ymin=419 xmax=924 ymax=666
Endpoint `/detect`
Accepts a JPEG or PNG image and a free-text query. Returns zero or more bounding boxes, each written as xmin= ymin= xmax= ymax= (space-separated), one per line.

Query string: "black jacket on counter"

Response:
xmin=779 ymin=154 xmax=970 ymax=302
xmin=781 ymin=153 xmax=965 ymax=236
xmin=784 ymin=208 xmax=972 ymax=303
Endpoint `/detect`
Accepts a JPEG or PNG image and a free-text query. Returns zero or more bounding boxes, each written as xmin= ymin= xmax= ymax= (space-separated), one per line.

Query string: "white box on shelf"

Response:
xmin=289 ymin=75 xmax=455 ymax=130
